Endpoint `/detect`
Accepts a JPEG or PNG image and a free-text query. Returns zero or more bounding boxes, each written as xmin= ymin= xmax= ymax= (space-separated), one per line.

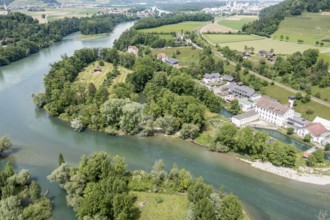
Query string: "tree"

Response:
xmin=71 ymin=118 xmax=84 ymax=132
xmin=306 ymin=149 xmax=324 ymax=167
xmin=180 ymin=123 xmax=200 ymax=139
xmin=119 ymin=102 xmax=143 ymax=135
xmin=304 ymin=134 xmax=311 ymax=142
xmin=0 ymin=136 xmax=12 ymax=156
xmin=220 ymin=194 xmax=243 ymax=220
xmin=263 ymin=141 xmax=297 ymax=167
xmin=325 ymin=143 xmax=330 ymax=152
xmin=193 ymin=198 xmax=216 ymax=220
xmin=280 ymin=35 xmax=284 ymax=41
xmin=32 ymin=93 xmax=46 ymax=108
xmin=287 ymin=127 xmax=294 ymax=135
xmin=230 ymin=99 xmax=240 ymax=114
xmin=58 ymin=153 xmax=65 ymax=166
xmin=285 ymin=36 xmax=289 ymax=41
xmin=29 ymin=181 xmax=41 ymax=201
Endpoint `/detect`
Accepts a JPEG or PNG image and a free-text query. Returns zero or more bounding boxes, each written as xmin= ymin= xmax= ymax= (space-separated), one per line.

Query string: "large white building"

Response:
xmin=255 ymin=97 xmax=294 ymax=127
xmin=231 ymin=110 xmax=259 ymax=127
xmin=297 ymin=122 xmax=329 ymax=145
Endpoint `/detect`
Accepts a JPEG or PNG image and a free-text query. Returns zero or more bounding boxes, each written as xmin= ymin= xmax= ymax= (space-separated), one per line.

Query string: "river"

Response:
xmin=0 ymin=21 xmax=329 ymax=220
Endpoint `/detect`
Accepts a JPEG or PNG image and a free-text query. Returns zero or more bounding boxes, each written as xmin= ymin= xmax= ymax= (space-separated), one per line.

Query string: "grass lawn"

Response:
xmin=139 ymin=21 xmax=207 ymax=33
xmin=157 ymin=34 xmax=175 ymax=40
xmin=134 ymin=192 xmax=188 ymax=220
xmin=272 ymin=13 xmax=330 ymax=47
xmin=319 ymin=52 xmax=330 ymax=67
xmin=204 ymin=34 xmax=264 ymax=44
xmin=219 ymin=38 xmax=328 ymax=54
xmin=310 ymin=86 xmax=330 ymax=102
xmin=218 ymin=16 xmax=258 ymax=30
xmin=152 ymin=47 xmax=201 ymax=66
xmin=263 ymin=85 xmax=330 ymax=120
xmin=76 ymin=61 xmax=132 ymax=90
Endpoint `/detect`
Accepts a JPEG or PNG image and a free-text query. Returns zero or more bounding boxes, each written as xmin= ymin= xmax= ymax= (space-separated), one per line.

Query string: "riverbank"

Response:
xmin=240 ymin=159 xmax=330 ymax=185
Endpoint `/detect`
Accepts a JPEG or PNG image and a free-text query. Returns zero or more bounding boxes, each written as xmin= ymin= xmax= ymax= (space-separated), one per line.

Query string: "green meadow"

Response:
xmin=272 ymin=13 xmax=330 ymax=47
xmin=152 ymin=47 xmax=201 ymax=66
xmin=138 ymin=21 xmax=207 ymax=33
xmin=204 ymin=34 xmax=264 ymax=44
xmin=218 ymin=16 xmax=258 ymax=30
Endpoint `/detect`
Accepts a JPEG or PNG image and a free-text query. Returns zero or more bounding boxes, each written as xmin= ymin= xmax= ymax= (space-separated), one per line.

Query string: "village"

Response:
xmin=202 ymin=70 xmax=330 ymax=154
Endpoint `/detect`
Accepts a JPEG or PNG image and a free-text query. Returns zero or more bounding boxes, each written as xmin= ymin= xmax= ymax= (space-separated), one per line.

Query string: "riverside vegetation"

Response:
xmin=48 ymin=151 xmax=244 ymax=220
xmin=0 ymin=12 xmax=136 ymax=66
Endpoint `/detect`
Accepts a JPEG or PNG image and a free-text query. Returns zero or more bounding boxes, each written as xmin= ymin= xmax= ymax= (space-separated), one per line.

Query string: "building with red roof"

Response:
xmin=297 ymin=122 xmax=329 ymax=144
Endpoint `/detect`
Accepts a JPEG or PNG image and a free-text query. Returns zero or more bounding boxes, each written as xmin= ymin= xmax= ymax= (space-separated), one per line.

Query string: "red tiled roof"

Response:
xmin=303 ymin=122 xmax=327 ymax=137
xmin=256 ymin=97 xmax=290 ymax=116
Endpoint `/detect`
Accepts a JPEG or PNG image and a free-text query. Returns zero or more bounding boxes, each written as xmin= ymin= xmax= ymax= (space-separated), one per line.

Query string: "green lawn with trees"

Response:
xmin=272 ymin=13 xmax=330 ymax=47
xmin=139 ymin=21 xmax=208 ymax=34
xmin=48 ymin=152 xmax=244 ymax=220
xmin=151 ymin=47 xmax=202 ymax=66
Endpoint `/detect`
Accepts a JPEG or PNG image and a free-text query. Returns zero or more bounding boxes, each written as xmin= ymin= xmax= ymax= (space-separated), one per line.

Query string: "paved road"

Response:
xmin=198 ymin=25 xmax=330 ymax=108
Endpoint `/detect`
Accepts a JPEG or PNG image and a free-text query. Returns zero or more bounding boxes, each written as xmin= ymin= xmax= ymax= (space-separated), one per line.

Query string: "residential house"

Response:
xmin=313 ymin=116 xmax=330 ymax=130
xmin=231 ymin=110 xmax=259 ymax=127
xmin=203 ymin=73 xmax=221 ymax=84
xmin=229 ymin=84 xmax=256 ymax=98
xmin=297 ymin=123 xmax=328 ymax=144
xmin=128 ymin=46 xmax=139 ymax=55
xmin=222 ymin=74 xmax=234 ymax=82
xmin=165 ymin=58 xmax=179 ymax=67
xmin=255 ymin=97 xmax=294 ymax=126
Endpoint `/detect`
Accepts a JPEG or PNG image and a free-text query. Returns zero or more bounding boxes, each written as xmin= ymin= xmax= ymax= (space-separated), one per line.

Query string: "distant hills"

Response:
xmin=242 ymin=0 xmax=330 ymax=36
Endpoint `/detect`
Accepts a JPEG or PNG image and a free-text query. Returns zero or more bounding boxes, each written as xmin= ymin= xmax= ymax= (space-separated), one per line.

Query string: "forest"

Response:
xmin=134 ymin=13 xmax=213 ymax=30
xmin=0 ymin=12 xmax=135 ymax=66
xmin=48 ymin=151 xmax=244 ymax=220
xmin=242 ymin=0 xmax=330 ymax=36
xmin=36 ymin=46 xmax=223 ymax=138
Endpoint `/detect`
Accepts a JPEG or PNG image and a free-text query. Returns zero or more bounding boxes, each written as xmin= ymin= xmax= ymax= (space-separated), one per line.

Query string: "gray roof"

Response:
xmin=229 ymin=84 xmax=255 ymax=97
xmin=288 ymin=116 xmax=310 ymax=126
xmin=204 ymin=73 xmax=221 ymax=79
xmin=232 ymin=110 xmax=258 ymax=120
xmin=166 ymin=58 xmax=179 ymax=65
xmin=222 ymin=74 xmax=234 ymax=82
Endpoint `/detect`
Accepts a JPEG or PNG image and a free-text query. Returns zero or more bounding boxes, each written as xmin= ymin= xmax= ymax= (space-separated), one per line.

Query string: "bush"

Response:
xmin=287 ymin=127 xmax=294 ymax=135
xmin=180 ymin=124 xmax=200 ymax=139
xmin=154 ymin=196 xmax=163 ymax=203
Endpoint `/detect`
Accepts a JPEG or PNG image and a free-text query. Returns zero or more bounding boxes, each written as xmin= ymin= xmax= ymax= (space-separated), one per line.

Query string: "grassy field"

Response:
xmin=134 ymin=192 xmax=188 ymax=220
xmin=152 ymin=47 xmax=201 ymax=66
xmin=311 ymin=86 xmax=330 ymax=101
xmin=218 ymin=16 xmax=258 ymax=30
xmin=18 ymin=8 xmax=100 ymax=22
xmin=219 ymin=38 xmax=328 ymax=54
xmin=320 ymin=52 xmax=330 ymax=65
xmin=272 ymin=13 xmax=330 ymax=47
xmin=139 ymin=21 xmax=207 ymax=33
xmin=76 ymin=61 xmax=131 ymax=89
xmin=204 ymin=34 xmax=264 ymax=44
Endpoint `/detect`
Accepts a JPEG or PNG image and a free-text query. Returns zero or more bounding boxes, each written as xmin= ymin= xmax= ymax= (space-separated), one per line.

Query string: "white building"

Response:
xmin=203 ymin=73 xmax=221 ymax=84
xmin=127 ymin=46 xmax=139 ymax=56
xmin=255 ymin=97 xmax=294 ymax=127
xmin=231 ymin=110 xmax=259 ymax=127
xmin=297 ymin=122 xmax=328 ymax=144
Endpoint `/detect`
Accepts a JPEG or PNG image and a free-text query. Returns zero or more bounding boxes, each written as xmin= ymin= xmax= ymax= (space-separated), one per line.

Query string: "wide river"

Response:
xmin=0 ymin=22 xmax=329 ymax=220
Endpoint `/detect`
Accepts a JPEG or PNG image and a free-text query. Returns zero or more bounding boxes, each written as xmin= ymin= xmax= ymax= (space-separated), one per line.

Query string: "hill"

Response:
xmin=242 ymin=0 xmax=330 ymax=36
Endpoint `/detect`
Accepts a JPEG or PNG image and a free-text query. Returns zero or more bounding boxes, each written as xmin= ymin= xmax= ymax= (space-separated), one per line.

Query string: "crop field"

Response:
xmin=218 ymin=16 xmax=258 ymax=30
xmin=139 ymin=21 xmax=207 ymax=33
xmin=152 ymin=47 xmax=201 ymax=66
xmin=134 ymin=192 xmax=188 ymax=220
xmin=272 ymin=13 xmax=330 ymax=47
xmin=218 ymin=38 xmax=328 ymax=54
xmin=204 ymin=34 xmax=264 ymax=44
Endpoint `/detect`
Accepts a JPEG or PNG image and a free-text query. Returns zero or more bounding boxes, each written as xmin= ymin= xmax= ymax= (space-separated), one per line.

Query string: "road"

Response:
xmin=198 ymin=24 xmax=330 ymax=108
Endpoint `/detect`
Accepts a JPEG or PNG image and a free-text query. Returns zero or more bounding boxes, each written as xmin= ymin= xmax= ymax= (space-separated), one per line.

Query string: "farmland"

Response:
xmin=152 ymin=47 xmax=201 ymax=66
xmin=138 ymin=21 xmax=208 ymax=33
xmin=218 ymin=16 xmax=258 ymax=30
xmin=215 ymin=38 xmax=328 ymax=54
xmin=134 ymin=192 xmax=188 ymax=220
xmin=272 ymin=13 xmax=330 ymax=47
xmin=204 ymin=34 xmax=264 ymax=44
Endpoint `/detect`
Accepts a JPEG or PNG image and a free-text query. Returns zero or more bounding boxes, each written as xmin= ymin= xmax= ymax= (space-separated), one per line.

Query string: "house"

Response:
xmin=222 ymin=74 xmax=234 ymax=82
xmin=243 ymin=52 xmax=251 ymax=58
xmin=312 ymin=116 xmax=330 ymax=130
xmin=258 ymin=50 xmax=275 ymax=61
xmin=237 ymin=97 xmax=256 ymax=112
xmin=203 ymin=73 xmax=221 ymax=84
xmin=255 ymin=97 xmax=294 ymax=126
xmin=0 ymin=2 xmax=8 ymax=15
xmin=165 ymin=58 xmax=179 ymax=67
xmin=157 ymin=53 xmax=168 ymax=62
xmin=231 ymin=110 xmax=259 ymax=127
xmin=176 ymin=33 xmax=185 ymax=40
xmin=297 ymin=123 xmax=328 ymax=144
xmin=128 ymin=46 xmax=139 ymax=55
xmin=229 ymin=84 xmax=255 ymax=98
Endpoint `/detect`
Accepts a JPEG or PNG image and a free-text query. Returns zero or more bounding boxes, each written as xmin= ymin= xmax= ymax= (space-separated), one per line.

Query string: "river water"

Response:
xmin=0 ymin=22 xmax=330 ymax=220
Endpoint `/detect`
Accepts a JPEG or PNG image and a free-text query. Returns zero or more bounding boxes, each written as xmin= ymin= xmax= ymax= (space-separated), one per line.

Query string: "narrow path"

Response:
xmin=198 ymin=26 xmax=330 ymax=108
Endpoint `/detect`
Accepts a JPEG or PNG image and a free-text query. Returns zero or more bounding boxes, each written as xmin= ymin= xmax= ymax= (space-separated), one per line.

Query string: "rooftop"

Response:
xmin=229 ymin=84 xmax=255 ymax=97
xmin=313 ymin=116 xmax=330 ymax=130
xmin=222 ymin=74 xmax=234 ymax=82
xmin=232 ymin=110 xmax=258 ymax=120
xmin=204 ymin=73 xmax=221 ymax=79
xmin=165 ymin=58 xmax=179 ymax=65
xmin=256 ymin=97 xmax=290 ymax=116
xmin=302 ymin=123 xmax=328 ymax=137
xmin=237 ymin=97 xmax=254 ymax=106
xmin=287 ymin=116 xmax=310 ymax=127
